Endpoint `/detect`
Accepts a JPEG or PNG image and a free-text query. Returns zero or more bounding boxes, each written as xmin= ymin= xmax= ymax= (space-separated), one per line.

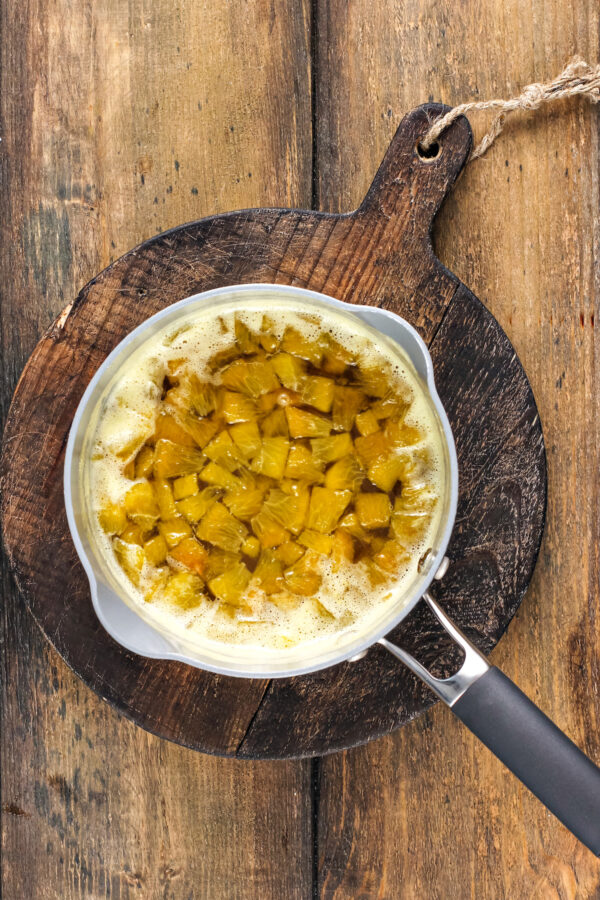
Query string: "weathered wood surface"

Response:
xmin=0 ymin=3 xmax=598 ymax=900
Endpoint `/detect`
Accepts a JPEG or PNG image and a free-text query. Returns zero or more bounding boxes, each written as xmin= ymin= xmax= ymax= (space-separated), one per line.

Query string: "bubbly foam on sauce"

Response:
xmin=85 ymin=299 xmax=447 ymax=657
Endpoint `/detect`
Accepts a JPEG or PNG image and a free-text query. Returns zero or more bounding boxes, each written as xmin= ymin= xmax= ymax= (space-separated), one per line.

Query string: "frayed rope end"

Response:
xmin=420 ymin=57 xmax=600 ymax=162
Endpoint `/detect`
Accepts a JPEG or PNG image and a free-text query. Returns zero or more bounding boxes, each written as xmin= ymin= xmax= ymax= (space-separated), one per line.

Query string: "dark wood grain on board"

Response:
xmin=1 ymin=103 xmax=546 ymax=760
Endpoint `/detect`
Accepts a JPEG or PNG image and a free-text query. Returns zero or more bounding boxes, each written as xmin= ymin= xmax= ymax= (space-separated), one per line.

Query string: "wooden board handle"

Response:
xmin=358 ymin=103 xmax=472 ymax=237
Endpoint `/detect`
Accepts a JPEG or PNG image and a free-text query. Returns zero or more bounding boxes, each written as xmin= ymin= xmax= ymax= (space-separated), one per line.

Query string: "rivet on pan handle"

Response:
xmin=380 ymin=591 xmax=600 ymax=856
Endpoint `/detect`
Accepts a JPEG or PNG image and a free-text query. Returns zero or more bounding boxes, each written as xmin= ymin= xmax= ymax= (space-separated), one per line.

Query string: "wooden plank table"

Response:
xmin=1 ymin=1 xmax=599 ymax=896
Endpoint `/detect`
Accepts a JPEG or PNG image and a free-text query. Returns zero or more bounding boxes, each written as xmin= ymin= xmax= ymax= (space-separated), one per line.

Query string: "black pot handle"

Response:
xmin=380 ymin=591 xmax=600 ymax=855
xmin=453 ymin=666 xmax=600 ymax=854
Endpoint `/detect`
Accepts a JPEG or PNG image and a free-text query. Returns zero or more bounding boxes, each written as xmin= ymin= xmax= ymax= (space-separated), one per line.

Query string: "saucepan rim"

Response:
xmin=64 ymin=283 xmax=458 ymax=677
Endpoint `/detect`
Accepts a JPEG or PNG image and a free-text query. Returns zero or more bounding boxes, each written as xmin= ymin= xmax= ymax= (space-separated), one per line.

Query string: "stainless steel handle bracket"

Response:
xmin=379 ymin=591 xmax=489 ymax=706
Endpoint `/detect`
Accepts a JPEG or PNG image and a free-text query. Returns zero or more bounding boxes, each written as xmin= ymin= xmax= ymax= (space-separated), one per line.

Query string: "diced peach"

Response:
xmin=321 ymin=358 xmax=350 ymax=378
xmin=144 ymin=568 xmax=169 ymax=603
xmin=372 ymin=539 xmax=411 ymax=574
xmin=324 ymin=455 xmax=364 ymax=492
xmin=392 ymin=486 xmax=436 ymax=541
xmin=275 ymin=389 xmax=302 ymax=408
xmin=261 ymin=408 xmax=289 ymax=437
xmin=371 ymin=395 xmax=409 ymax=421
xmin=153 ymin=479 xmax=178 ymax=519
xmin=331 ymin=530 xmax=355 ymax=567
xmin=262 ymin=488 xmax=309 ymax=535
xmin=355 ymin=409 xmax=379 ymax=436
xmin=124 ymin=482 xmax=160 ymax=529
xmin=259 ymin=317 xmax=279 ymax=353
xmin=163 ymin=571 xmax=205 ymax=609
xmin=176 ymin=413 xmax=220 ymax=449
xmin=158 ymin=517 xmax=193 ymax=548
xmin=196 ymin=502 xmax=248 ymax=552
xmin=154 ymin=439 xmax=206 ymax=478
xmin=367 ymin=456 xmax=406 ymax=492
xmin=119 ymin=523 xmax=145 ymax=546
xmin=355 ymin=493 xmax=392 ymax=529
xmin=385 ymin=419 xmax=424 ymax=447
xmin=237 ymin=466 xmax=267 ymax=490
xmin=168 ymin=375 xmax=217 ymax=418
xmin=173 ymin=473 xmax=199 ymax=500
xmin=271 ymin=352 xmax=306 ymax=389
xmin=331 ymin=387 xmax=366 ymax=431
xmin=273 ymin=541 xmax=305 ymax=566
xmin=310 ymin=433 xmax=353 ymax=465
xmin=365 ymin=560 xmax=389 ymax=587
xmin=209 ymin=560 xmax=251 ymax=605
xmin=134 ymin=445 xmax=155 ymax=479
xmin=169 ymin=537 xmax=209 ymax=577
xmin=221 ymin=391 xmax=258 ymax=423
xmin=154 ymin=412 xmax=198 ymax=447
xmin=123 ymin=459 xmax=136 ymax=480
xmin=279 ymin=478 xmax=305 ymax=495
xmin=113 ymin=538 xmax=145 ymax=584
xmin=221 ymin=358 xmax=279 ymax=397
xmin=391 ymin=512 xmax=430 ymax=543
xmin=301 ymin=375 xmax=335 ymax=413
xmin=204 ymin=430 xmax=243 ymax=472
xmin=280 ymin=327 xmax=322 ymax=365
xmin=284 ymin=443 xmax=325 ymax=483
xmin=223 ymin=487 xmax=265 ymax=520
xmin=176 ymin=486 xmax=220 ymax=524
xmin=394 ymin=484 xmax=437 ymax=513
xmin=298 ymin=530 xmax=333 ymax=555
xmin=321 ymin=355 xmax=347 ymax=376
xmin=204 ymin=550 xmax=239 ymax=580
xmin=307 ymin=487 xmax=352 ymax=533
xmin=143 ymin=534 xmax=168 ymax=567
xmin=98 ymin=503 xmax=127 ymax=535
xmin=354 ymin=430 xmax=390 ymax=467
xmin=285 ymin=407 xmax=331 ymax=438
xmin=250 ymin=437 xmax=289 ymax=480
xmin=115 ymin=433 xmax=149 ymax=461
xmin=338 ymin=511 xmax=369 ymax=541
xmin=253 ymin=550 xmax=284 ymax=594
xmin=257 ymin=391 xmax=280 ymax=413
xmin=207 ymin=345 xmax=238 ymax=373
xmin=234 ymin=316 xmax=259 ymax=355
xmin=359 ymin=365 xmax=394 ymax=397
xmin=314 ymin=599 xmax=337 ymax=620
xmin=201 ymin=461 xmax=242 ymax=492
xmin=251 ymin=511 xmax=290 ymax=548
xmin=321 ymin=333 xmax=355 ymax=370
xmin=104 ymin=306 xmax=439 ymax=613
xmin=187 ymin=376 xmax=217 ymax=416
xmin=284 ymin=552 xmax=322 ymax=596
xmin=229 ymin=421 xmax=262 ymax=459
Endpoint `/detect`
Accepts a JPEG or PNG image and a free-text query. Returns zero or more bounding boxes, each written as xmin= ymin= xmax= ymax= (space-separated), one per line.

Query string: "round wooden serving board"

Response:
xmin=0 ymin=105 xmax=546 ymax=759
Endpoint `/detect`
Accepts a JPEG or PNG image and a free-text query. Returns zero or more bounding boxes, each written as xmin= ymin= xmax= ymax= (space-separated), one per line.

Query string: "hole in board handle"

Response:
xmin=416 ymin=140 xmax=441 ymax=161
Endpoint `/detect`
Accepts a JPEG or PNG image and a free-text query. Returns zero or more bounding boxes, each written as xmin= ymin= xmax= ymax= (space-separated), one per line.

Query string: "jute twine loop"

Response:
xmin=420 ymin=57 xmax=600 ymax=161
